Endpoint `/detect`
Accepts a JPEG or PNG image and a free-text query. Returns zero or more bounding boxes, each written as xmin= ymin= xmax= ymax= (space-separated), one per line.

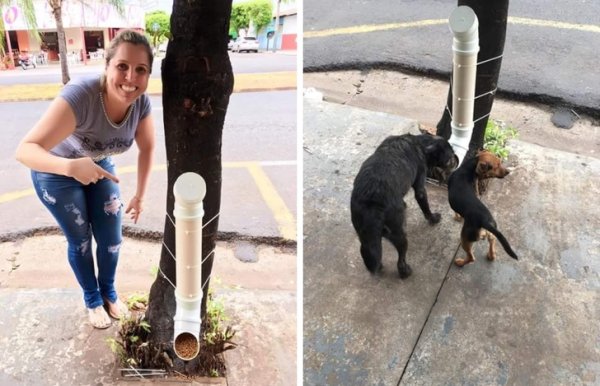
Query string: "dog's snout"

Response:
xmin=498 ymin=167 xmax=510 ymax=178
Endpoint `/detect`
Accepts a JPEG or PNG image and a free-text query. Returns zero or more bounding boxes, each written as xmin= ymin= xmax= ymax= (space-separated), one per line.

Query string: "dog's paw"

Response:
xmin=398 ymin=264 xmax=412 ymax=279
xmin=366 ymin=262 xmax=383 ymax=275
xmin=487 ymin=252 xmax=496 ymax=261
xmin=454 ymin=257 xmax=474 ymax=267
xmin=428 ymin=213 xmax=442 ymax=225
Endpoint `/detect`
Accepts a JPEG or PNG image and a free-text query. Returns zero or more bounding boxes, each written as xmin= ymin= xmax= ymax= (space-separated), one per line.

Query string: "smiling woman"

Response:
xmin=14 ymin=29 xmax=156 ymax=330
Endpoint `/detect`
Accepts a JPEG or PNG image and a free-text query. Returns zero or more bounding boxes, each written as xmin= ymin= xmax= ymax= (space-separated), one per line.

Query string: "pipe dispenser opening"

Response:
xmin=172 ymin=172 xmax=206 ymax=361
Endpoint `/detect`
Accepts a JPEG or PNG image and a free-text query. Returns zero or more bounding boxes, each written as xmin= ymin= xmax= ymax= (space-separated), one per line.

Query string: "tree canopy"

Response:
xmin=229 ymin=0 xmax=272 ymax=37
xmin=145 ymin=10 xmax=170 ymax=49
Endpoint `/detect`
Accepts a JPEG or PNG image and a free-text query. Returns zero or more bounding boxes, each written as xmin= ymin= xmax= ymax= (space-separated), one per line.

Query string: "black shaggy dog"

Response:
xmin=351 ymin=134 xmax=458 ymax=278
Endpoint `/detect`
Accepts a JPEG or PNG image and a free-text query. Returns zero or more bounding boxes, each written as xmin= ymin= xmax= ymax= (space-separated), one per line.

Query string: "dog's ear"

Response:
xmin=424 ymin=141 xmax=441 ymax=155
xmin=476 ymin=161 xmax=492 ymax=176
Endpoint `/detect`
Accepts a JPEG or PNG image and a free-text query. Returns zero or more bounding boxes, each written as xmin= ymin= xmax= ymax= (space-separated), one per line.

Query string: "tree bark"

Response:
xmin=50 ymin=0 xmax=70 ymax=84
xmin=436 ymin=0 xmax=509 ymax=159
xmin=145 ymin=0 xmax=234 ymax=374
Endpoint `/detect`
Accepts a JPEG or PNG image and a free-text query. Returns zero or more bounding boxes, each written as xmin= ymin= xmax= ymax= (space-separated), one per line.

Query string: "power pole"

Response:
xmin=271 ymin=0 xmax=281 ymax=53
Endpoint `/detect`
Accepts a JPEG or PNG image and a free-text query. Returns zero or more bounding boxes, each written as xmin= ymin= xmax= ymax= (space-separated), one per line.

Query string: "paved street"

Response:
xmin=304 ymin=0 xmax=600 ymax=116
xmin=0 ymin=90 xmax=297 ymax=241
xmin=0 ymin=50 xmax=297 ymax=85
xmin=0 ymin=46 xmax=297 ymax=241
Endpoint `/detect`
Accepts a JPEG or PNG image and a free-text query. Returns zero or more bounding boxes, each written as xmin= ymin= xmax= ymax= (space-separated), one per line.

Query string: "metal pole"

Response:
xmin=448 ymin=6 xmax=479 ymax=165
xmin=271 ymin=0 xmax=281 ymax=53
xmin=172 ymin=172 xmax=206 ymax=361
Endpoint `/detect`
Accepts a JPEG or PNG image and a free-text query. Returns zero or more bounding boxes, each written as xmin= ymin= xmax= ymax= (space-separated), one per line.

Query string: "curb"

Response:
xmin=0 ymin=225 xmax=297 ymax=249
xmin=0 ymin=71 xmax=297 ymax=103
xmin=0 ymin=86 xmax=298 ymax=103
xmin=303 ymin=63 xmax=600 ymax=119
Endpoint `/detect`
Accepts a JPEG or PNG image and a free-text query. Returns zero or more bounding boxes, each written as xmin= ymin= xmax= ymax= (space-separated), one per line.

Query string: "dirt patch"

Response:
xmin=0 ymin=234 xmax=296 ymax=292
xmin=304 ymin=70 xmax=600 ymax=160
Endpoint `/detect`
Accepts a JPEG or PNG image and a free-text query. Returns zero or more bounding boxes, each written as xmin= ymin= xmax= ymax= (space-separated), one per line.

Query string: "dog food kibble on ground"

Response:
xmin=175 ymin=333 xmax=199 ymax=360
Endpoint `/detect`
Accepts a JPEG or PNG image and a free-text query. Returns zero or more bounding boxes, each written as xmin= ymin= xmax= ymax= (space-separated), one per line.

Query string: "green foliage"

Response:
xmin=0 ymin=0 xmax=40 ymax=53
xmin=203 ymin=288 xmax=234 ymax=347
xmin=230 ymin=0 xmax=273 ymax=35
xmin=230 ymin=3 xmax=250 ymax=35
xmin=484 ymin=119 xmax=518 ymax=160
xmin=106 ymin=337 xmax=127 ymax=363
xmin=108 ymin=313 xmax=152 ymax=368
xmin=0 ymin=17 xmax=4 ymax=56
xmin=247 ymin=0 xmax=272 ymax=32
xmin=144 ymin=10 xmax=170 ymax=49
xmin=126 ymin=292 xmax=149 ymax=309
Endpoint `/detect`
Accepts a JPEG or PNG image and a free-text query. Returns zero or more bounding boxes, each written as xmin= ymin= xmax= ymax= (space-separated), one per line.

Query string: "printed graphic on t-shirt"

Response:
xmin=80 ymin=136 xmax=135 ymax=153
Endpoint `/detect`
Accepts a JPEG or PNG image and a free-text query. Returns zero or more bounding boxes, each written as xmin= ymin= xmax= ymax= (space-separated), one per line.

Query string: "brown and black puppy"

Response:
xmin=448 ymin=150 xmax=518 ymax=266
xmin=351 ymin=134 xmax=458 ymax=278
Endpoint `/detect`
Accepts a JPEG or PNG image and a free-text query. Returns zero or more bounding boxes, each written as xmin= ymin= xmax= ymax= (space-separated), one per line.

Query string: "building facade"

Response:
xmin=2 ymin=0 xmax=296 ymax=68
xmin=268 ymin=6 xmax=297 ymax=51
xmin=2 ymin=0 xmax=145 ymax=64
xmin=233 ymin=0 xmax=297 ymax=51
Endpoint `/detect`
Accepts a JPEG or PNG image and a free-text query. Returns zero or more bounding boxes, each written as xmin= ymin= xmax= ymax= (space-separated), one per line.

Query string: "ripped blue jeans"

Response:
xmin=31 ymin=157 xmax=123 ymax=309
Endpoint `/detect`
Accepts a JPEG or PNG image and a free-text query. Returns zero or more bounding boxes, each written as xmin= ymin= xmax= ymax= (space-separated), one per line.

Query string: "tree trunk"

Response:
xmin=436 ymin=0 xmax=509 ymax=159
xmin=50 ymin=0 xmax=70 ymax=84
xmin=145 ymin=0 xmax=234 ymax=374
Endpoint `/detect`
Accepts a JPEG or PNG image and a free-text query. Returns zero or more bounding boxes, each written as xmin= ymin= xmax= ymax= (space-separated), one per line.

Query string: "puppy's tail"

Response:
xmin=482 ymin=223 xmax=518 ymax=260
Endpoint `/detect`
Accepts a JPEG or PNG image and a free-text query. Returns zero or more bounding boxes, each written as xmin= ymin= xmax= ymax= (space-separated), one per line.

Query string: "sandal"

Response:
xmin=88 ymin=306 xmax=112 ymax=329
xmin=104 ymin=298 xmax=131 ymax=319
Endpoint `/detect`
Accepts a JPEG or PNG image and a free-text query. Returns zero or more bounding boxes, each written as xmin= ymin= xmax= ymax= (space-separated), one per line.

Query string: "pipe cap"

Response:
xmin=174 ymin=172 xmax=206 ymax=206
xmin=449 ymin=6 xmax=479 ymax=38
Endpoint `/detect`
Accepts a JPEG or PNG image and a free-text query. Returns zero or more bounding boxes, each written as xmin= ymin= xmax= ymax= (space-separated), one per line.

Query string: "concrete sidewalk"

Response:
xmin=303 ymin=93 xmax=600 ymax=384
xmin=0 ymin=234 xmax=296 ymax=385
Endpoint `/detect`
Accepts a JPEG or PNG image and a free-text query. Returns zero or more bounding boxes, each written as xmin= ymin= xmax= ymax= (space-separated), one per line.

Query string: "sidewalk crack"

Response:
xmin=397 ymin=242 xmax=461 ymax=385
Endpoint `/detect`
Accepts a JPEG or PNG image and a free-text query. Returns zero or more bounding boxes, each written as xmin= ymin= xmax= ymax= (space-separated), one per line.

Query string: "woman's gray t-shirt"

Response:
xmin=50 ymin=75 xmax=152 ymax=161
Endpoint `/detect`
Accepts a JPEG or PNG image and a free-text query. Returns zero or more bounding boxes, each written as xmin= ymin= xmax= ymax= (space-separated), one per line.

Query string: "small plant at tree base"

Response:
xmin=126 ymin=292 xmax=149 ymax=311
xmin=484 ymin=119 xmax=518 ymax=160
xmin=196 ymin=290 xmax=237 ymax=377
xmin=107 ymin=313 xmax=153 ymax=367
xmin=108 ymin=290 xmax=236 ymax=377
xmin=476 ymin=119 xmax=519 ymax=194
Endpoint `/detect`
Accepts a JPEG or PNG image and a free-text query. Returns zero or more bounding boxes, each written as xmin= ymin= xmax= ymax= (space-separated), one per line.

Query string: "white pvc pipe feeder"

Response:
xmin=172 ymin=172 xmax=206 ymax=361
xmin=448 ymin=6 xmax=479 ymax=165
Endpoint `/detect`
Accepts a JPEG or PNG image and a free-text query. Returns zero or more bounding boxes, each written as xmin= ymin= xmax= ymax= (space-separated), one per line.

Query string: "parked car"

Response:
xmin=231 ymin=36 xmax=259 ymax=53
xmin=227 ymin=39 xmax=234 ymax=50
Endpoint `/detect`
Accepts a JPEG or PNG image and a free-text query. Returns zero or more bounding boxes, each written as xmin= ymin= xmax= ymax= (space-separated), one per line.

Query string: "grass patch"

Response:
xmin=484 ymin=119 xmax=518 ymax=160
